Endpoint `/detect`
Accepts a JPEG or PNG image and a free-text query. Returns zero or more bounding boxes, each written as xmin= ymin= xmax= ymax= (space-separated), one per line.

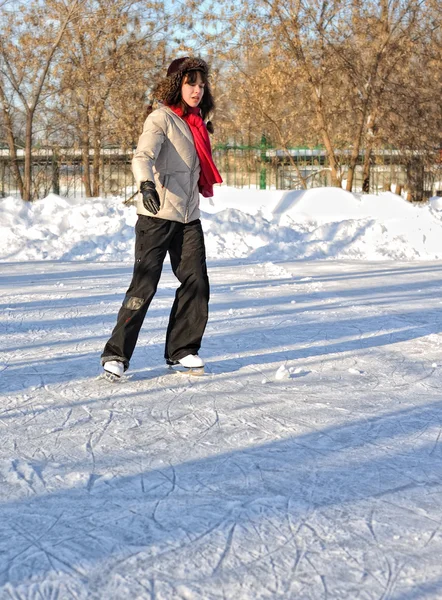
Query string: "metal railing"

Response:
xmin=1 ymin=145 xmax=441 ymax=200
xmin=214 ymin=143 xmax=442 ymax=198
xmin=0 ymin=147 xmax=136 ymax=201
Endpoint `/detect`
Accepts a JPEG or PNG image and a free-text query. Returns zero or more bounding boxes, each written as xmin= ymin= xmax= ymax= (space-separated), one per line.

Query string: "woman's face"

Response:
xmin=181 ymin=71 xmax=205 ymax=107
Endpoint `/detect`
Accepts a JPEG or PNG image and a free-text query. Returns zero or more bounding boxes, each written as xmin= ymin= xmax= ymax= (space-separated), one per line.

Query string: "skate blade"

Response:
xmin=168 ymin=365 xmax=205 ymax=376
xmin=98 ymin=371 xmax=124 ymax=383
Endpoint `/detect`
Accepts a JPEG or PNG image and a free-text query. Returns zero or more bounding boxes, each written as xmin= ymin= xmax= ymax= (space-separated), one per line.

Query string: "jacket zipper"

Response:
xmin=164 ymin=107 xmax=198 ymax=224
xmin=185 ymin=151 xmax=198 ymax=223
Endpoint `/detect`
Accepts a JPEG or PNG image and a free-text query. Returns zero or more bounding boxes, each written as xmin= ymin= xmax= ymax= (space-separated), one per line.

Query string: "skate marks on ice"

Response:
xmin=205 ymin=260 xmax=442 ymax=389
xmin=1 ymin=261 xmax=442 ymax=597
xmin=2 ymin=259 xmax=442 ymax=387
xmin=1 ymin=397 xmax=442 ymax=599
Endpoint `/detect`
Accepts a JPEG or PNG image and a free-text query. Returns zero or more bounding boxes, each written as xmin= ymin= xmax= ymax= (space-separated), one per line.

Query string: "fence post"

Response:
xmin=52 ymin=150 xmax=60 ymax=195
xmin=260 ymin=134 xmax=267 ymax=190
xmin=0 ymin=158 xmax=4 ymax=197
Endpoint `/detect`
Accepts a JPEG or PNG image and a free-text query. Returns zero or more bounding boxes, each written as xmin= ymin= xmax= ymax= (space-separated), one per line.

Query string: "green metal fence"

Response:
xmin=213 ymin=142 xmax=442 ymax=198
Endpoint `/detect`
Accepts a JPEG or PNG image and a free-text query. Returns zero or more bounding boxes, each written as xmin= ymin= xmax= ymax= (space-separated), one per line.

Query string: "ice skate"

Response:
xmin=102 ymin=360 xmax=124 ymax=382
xmin=166 ymin=354 xmax=205 ymax=376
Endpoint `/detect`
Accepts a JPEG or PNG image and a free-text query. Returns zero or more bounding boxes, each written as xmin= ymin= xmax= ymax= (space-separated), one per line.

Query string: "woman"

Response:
xmin=101 ymin=56 xmax=222 ymax=378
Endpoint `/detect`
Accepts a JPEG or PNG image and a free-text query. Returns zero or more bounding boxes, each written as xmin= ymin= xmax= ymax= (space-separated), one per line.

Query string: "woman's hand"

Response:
xmin=140 ymin=181 xmax=160 ymax=214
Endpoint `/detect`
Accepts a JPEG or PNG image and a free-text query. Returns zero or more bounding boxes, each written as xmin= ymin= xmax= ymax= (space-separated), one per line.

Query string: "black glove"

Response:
xmin=140 ymin=181 xmax=160 ymax=214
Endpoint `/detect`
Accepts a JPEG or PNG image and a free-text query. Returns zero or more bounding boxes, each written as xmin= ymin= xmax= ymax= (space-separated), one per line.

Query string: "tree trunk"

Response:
xmin=362 ymin=143 xmax=375 ymax=193
xmin=82 ymin=136 xmax=92 ymax=198
xmin=318 ymin=115 xmax=341 ymax=187
xmin=362 ymin=151 xmax=371 ymax=193
xmin=23 ymin=110 xmax=34 ymax=201
xmin=0 ymin=86 xmax=24 ymax=198
xmin=346 ymin=110 xmax=368 ymax=192
xmin=361 ymin=111 xmax=378 ymax=194
xmin=406 ymin=157 xmax=425 ymax=202
xmin=314 ymin=90 xmax=341 ymax=186
xmin=92 ymin=133 xmax=101 ymax=197
xmin=52 ymin=150 xmax=60 ymax=195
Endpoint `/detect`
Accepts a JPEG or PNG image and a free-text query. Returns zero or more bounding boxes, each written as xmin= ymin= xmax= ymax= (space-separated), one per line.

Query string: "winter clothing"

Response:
xmin=167 ymin=57 xmax=197 ymax=76
xmin=152 ymin=56 xmax=215 ymax=129
xmin=102 ymin=55 xmax=218 ymax=371
xmin=132 ymin=106 xmax=201 ymax=223
xmin=140 ymin=180 xmax=160 ymax=214
xmin=103 ymin=360 xmax=124 ymax=378
xmin=169 ymin=105 xmax=222 ymax=197
xmin=167 ymin=354 xmax=205 ymax=368
xmin=155 ymin=57 xmax=209 ymax=105
xmin=102 ymin=216 xmax=209 ymax=368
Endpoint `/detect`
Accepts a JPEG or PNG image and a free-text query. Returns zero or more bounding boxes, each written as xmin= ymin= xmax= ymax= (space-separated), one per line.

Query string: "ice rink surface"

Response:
xmin=1 ymin=259 xmax=442 ymax=599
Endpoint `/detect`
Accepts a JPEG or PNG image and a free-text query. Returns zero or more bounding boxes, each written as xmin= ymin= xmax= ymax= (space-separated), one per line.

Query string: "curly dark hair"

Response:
xmin=153 ymin=56 xmax=215 ymax=121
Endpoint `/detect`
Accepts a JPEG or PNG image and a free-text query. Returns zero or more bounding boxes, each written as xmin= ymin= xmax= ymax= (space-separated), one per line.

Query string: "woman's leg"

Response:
xmin=165 ymin=219 xmax=210 ymax=362
xmin=101 ymin=216 xmax=172 ymax=369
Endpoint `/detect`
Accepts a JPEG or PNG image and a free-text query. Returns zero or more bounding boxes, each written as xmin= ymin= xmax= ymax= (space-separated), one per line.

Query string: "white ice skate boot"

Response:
xmin=167 ymin=354 xmax=205 ymax=375
xmin=103 ymin=360 xmax=124 ymax=381
xmin=178 ymin=354 xmax=204 ymax=368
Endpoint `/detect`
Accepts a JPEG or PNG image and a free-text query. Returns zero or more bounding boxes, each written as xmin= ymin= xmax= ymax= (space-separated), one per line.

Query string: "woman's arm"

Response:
xmin=131 ymin=109 xmax=167 ymax=190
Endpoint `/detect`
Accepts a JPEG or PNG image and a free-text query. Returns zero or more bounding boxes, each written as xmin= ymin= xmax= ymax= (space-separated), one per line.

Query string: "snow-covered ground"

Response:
xmin=1 ymin=188 xmax=442 ymax=598
xmin=2 ymin=186 xmax=442 ymax=262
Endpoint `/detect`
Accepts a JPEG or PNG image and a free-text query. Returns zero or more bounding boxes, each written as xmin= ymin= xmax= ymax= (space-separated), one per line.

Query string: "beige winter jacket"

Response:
xmin=132 ymin=106 xmax=201 ymax=223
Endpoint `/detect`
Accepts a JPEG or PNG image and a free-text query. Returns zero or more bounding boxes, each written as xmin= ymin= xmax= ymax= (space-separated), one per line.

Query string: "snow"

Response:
xmin=1 ymin=187 xmax=442 ymax=598
xmin=2 ymin=186 xmax=442 ymax=262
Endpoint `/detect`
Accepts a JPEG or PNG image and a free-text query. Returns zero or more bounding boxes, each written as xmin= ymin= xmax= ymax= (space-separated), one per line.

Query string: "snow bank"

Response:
xmin=0 ymin=194 xmax=137 ymax=262
xmin=1 ymin=187 xmax=442 ymax=262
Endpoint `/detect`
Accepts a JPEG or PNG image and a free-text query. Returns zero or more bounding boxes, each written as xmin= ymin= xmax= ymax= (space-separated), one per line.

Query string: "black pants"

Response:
xmin=101 ymin=216 xmax=210 ymax=369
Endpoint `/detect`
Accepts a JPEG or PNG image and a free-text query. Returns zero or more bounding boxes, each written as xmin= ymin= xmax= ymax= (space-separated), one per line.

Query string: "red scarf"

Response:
xmin=169 ymin=105 xmax=223 ymax=198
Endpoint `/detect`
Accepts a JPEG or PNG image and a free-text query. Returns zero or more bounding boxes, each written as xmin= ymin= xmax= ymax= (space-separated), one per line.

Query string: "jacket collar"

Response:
xmin=161 ymin=106 xmax=194 ymax=146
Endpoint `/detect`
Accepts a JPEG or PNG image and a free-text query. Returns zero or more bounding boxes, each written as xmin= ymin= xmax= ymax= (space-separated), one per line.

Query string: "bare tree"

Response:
xmin=0 ymin=0 xmax=85 ymax=200
xmin=53 ymin=0 xmax=173 ymax=196
xmin=197 ymin=0 xmax=441 ymax=194
xmin=335 ymin=0 xmax=433 ymax=191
